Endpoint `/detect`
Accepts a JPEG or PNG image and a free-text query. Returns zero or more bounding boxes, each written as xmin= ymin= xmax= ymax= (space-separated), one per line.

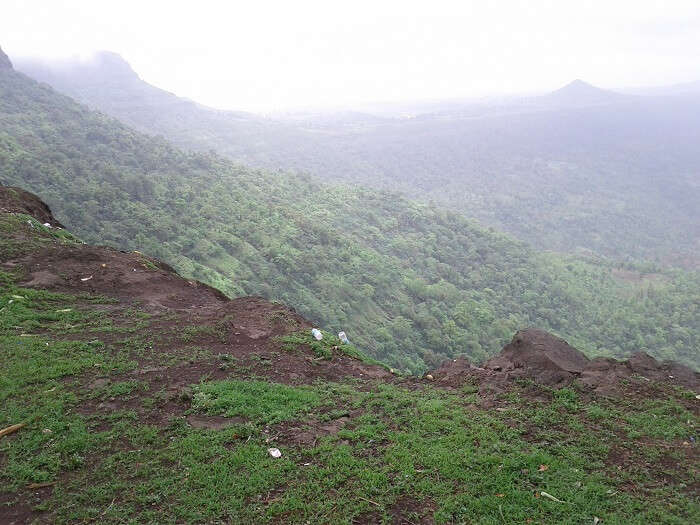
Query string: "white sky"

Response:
xmin=2 ymin=0 xmax=700 ymax=112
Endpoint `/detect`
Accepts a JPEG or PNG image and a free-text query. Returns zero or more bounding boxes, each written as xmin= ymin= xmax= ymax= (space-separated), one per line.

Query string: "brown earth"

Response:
xmin=0 ymin=186 xmax=63 ymax=227
xmin=429 ymin=329 xmax=698 ymax=397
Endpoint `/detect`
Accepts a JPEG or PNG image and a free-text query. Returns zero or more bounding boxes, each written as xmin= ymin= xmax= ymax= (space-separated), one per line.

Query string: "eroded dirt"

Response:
xmin=429 ymin=329 xmax=699 ymax=397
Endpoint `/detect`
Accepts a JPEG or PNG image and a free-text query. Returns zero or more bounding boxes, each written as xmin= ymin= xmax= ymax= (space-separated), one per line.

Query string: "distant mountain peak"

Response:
xmin=0 ymin=46 xmax=12 ymax=70
xmin=545 ymin=79 xmax=623 ymax=104
xmin=85 ymin=51 xmax=138 ymax=78
xmin=565 ymin=78 xmax=590 ymax=88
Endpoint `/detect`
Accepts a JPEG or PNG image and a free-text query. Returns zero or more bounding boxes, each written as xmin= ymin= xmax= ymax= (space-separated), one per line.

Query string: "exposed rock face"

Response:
xmin=483 ymin=329 xmax=590 ymax=385
xmin=0 ymin=46 xmax=12 ymax=70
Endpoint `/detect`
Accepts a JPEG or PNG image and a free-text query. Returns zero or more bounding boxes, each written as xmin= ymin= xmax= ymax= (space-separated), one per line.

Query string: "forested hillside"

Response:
xmin=2 ymin=56 xmax=699 ymax=372
xmin=17 ymin=53 xmax=700 ymax=266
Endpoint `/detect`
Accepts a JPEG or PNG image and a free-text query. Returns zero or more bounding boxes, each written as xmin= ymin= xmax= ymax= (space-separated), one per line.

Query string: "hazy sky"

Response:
xmin=2 ymin=0 xmax=700 ymax=112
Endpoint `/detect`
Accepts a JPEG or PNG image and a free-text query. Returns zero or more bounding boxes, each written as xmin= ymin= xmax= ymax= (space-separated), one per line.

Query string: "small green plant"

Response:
xmin=585 ymin=404 xmax=611 ymax=421
xmin=553 ymin=387 xmax=580 ymax=412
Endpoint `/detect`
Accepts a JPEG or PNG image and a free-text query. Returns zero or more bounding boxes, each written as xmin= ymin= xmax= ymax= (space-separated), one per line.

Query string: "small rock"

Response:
xmin=426 ymin=374 xmax=434 ymax=381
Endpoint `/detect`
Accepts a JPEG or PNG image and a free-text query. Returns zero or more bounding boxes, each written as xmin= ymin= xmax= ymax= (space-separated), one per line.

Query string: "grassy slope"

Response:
xmin=0 ymin=222 xmax=697 ymax=523
xmin=1 ymin=67 xmax=699 ymax=372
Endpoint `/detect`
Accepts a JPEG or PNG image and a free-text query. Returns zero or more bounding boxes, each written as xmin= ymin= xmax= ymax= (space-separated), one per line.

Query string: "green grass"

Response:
xmin=191 ymin=379 xmax=322 ymax=424
xmin=0 ymin=283 xmax=135 ymax=491
xmin=278 ymin=330 xmax=390 ymax=369
xmin=180 ymin=322 xmax=228 ymax=343
xmin=89 ymin=380 xmax=148 ymax=400
xmin=0 ymin=214 xmax=82 ymax=258
xmin=1 ymin=275 xmax=697 ymax=524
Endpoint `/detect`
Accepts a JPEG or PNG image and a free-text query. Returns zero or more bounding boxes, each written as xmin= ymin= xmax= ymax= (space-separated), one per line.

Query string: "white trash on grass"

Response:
xmin=338 ymin=331 xmax=349 ymax=344
xmin=311 ymin=328 xmax=323 ymax=341
xmin=267 ymin=447 xmax=282 ymax=458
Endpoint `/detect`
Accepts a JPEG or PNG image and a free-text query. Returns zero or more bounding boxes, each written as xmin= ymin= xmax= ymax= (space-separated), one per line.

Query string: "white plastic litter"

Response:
xmin=43 ymin=223 xmax=52 ymax=228
xmin=267 ymin=447 xmax=282 ymax=458
xmin=540 ymin=491 xmax=566 ymax=503
xmin=338 ymin=331 xmax=349 ymax=344
xmin=311 ymin=328 xmax=323 ymax=341
xmin=80 ymin=276 xmax=93 ymax=282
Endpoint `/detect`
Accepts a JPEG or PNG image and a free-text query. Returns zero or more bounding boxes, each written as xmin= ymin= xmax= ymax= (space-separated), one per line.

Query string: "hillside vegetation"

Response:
xmin=1 ymin=61 xmax=699 ymax=372
xmin=0 ymin=194 xmax=697 ymax=524
xmin=16 ymin=53 xmax=700 ymax=265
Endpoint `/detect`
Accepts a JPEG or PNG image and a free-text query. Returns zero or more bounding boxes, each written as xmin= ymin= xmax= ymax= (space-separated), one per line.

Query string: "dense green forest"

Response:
xmin=1 ymin=62 xmax=699 ymax=372
xmin=17 ymin=53 xmax=700 ymax=266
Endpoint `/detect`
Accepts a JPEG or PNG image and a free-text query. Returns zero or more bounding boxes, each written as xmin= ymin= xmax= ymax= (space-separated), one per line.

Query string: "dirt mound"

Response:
xmin=12 ymin=243 xmax=227 ymax=310
xmin=581 ymin=351 xmax=699 ymax=395
xmin=0 ymin=186 xmax=63 ymax=227
xmin=429 ymin=356 xmax=473 ymax=381
xmin=483 ymin=329 xmax=590 ymax=386
xmin=429 ymin=329 xmax=699 ymax=395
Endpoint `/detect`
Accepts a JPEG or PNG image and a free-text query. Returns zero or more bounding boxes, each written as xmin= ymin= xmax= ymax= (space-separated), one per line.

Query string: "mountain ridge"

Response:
xmin=15 ymin=50 xmax=700 ymax=266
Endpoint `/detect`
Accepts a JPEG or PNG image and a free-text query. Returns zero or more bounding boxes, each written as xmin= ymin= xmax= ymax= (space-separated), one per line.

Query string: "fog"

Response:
xmin=3 ymin=0 xmax=700 ymax=112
